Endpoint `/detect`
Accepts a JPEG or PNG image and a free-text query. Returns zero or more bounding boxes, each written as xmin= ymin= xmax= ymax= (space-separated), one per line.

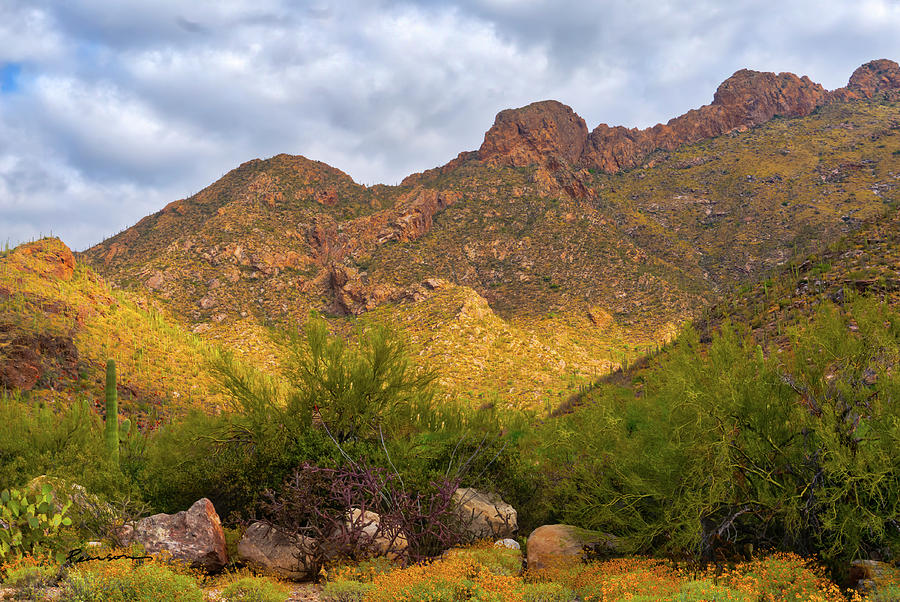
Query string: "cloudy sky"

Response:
xmin=2 ymin=0 xmax=899 ymax=250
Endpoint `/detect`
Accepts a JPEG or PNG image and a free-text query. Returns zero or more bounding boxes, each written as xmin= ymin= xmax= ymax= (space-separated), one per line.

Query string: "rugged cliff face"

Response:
xmin=476 ymin=59 xmax=900 ymax=173
xmin=478 ymin=100 xmax=590 ymax=168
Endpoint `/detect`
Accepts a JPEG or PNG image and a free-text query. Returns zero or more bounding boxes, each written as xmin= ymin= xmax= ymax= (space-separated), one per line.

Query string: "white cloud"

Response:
xmin=0 ymin=0 xmax=899 ymax=250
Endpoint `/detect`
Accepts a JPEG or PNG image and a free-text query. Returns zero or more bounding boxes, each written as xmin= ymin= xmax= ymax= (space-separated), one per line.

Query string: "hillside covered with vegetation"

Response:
xmin=3 ymin=61 xmax=900 ymax=600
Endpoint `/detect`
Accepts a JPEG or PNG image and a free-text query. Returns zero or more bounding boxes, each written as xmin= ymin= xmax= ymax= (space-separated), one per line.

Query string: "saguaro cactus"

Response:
xmin=105 ymin=359 xmax=119 ymax=465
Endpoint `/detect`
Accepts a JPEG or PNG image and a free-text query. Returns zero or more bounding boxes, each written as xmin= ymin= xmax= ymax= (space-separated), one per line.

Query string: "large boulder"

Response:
xmin=237 ymin=522 xmax=314 ymax=581
xmin=126 ymin=498 xmax=227 ymax=573
xmin=849 ymin=559 xmax=900 ymax=596
xmin=453 ymin=488 xmax=517 ymax=540
xmin=526 ymin=524 xmax=620 ymax=571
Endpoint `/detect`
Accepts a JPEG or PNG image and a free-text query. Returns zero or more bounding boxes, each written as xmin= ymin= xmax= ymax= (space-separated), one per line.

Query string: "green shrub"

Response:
xmin=738 ymin=554 xmax=842 ymax=600
xmin=139 ymin=315 xmax=529 ymax=523
xmin=521 ymin=581 xmax=575 ymax=601
xmin=870 ymin=583 xmax=900 ymax=602
xmin=0 ymin=394 xmax=126 ymax=499
xmin=137 ymin=407 xmax=350 ymax=518
xmin=321 ymin=579 xmax=374 ymax=602
xmin=659 ymin=580 xmax=750 ymax=602
xmin=3 ymin=562 xmax=56 ymax=587
xmin=544 ymin=297 xmax=900 ymax=569
xmin=0 ymin=484 xmax=73 ymax=562
xmin=393 ymin=578 xmax=502 ymax=602
xmin=219 ymin=576 xmax=291 ymax=602
xmin=281 ymin=314 xmax=437 ymax=442
xmin=444 ymin=544 xmax=522 ymax=576
xmin=62 ymin=560 xmax=203 ymax=602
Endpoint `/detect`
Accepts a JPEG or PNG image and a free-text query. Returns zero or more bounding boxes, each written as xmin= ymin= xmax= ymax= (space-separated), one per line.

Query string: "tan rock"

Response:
xmin=146 ymin=271 xmax=165 ymax=290
xmin=849 ymin=559 xmax=900 ymax=595
xmin=526 ymin=524 xmax=620 ymax=571
xmin=346 ymin=508 xmax=407 ymax=558
xmin=453 ymin=488 xmax=517 ymax=540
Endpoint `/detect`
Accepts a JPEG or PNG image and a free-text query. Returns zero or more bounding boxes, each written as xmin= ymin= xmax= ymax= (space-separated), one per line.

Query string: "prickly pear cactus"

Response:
xmin=0 ymin=485 xmax=72 ymax=562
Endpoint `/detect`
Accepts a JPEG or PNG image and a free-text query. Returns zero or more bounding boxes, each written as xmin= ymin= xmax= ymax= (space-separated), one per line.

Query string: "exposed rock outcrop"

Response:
xmin=9 ymin=238 xmax=76 ymax=281
xmin=124 ymin=498 xmax=228 ymax=572
xmin=479 ymin=100 xmax=589 ymax=168
xmin=328 ymin=264 xmax=399 ymax=316
xmin=477 ymin=59 xmax=900 ymax=175
xmin=585 ymin=69 xmax=828 ymax=172
xmin=377 ymin=188 xmax=462 ymax=244
xmin=0 ymin=332 xmax=78 ymax=391
xmin=833 ymin=59 xmax=900 ymax=101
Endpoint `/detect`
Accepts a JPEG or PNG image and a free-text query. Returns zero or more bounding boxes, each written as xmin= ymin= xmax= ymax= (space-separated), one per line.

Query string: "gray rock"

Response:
xmin=237 ymin=522 xmax=314 ymax=581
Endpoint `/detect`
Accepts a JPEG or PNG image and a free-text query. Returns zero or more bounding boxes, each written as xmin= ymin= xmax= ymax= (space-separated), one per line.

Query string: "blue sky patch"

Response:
xmin=0 ymin=63 xmax=22 ymax=94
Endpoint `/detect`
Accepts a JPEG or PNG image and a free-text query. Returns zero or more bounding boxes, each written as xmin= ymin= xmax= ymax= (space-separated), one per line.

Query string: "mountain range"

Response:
xmin=3 ymin=59 xmax=899 ymax=412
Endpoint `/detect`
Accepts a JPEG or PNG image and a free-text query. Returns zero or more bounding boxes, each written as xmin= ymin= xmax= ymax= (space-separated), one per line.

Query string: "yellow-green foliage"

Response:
xmin=539 ymin=295 xmax=900 ymax=569
xmin=441 ymin=542 xmax=523 ymax=576
xmin=361 ymin=284 xmax=648 ymax=410
xmin=62 ymin=557 xmax=204 ymax=602
xmin=322 ymin=579 xmax=375 ymax=602
xmin=0 ymin=238 xmax=247 ymax=419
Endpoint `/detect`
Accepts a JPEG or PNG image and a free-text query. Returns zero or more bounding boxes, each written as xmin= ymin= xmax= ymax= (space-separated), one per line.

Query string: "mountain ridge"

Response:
xmin=75 ymin=59 xmax=900 ymax=407
xmin=475 ymin=58 xmax=900 ymax=173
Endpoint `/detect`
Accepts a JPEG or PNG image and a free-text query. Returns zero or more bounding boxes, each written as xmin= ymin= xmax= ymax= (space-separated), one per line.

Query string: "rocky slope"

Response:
xmin=0 ymin=238 xmax=241 ymax=420
xmin=73 ymin=59 xmax=900 ymax=408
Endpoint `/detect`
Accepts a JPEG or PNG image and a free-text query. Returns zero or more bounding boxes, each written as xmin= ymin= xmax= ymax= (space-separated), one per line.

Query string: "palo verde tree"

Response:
xmin=192 ymin=314 xmax=438 ymax=517
xmin=284 ymin=313 xmax=437 ymax=443
xmin=549 ymin=297 xmax=900 ymax=570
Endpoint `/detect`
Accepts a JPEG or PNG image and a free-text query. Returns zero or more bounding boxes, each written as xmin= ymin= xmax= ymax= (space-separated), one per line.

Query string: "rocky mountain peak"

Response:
xmin=710 ymin=69 xmax=827 ymax=123
xmin=838 ymin=58 xmax=900 ymax=100
xmin=478 ymin=100 xmax=589 ymax=168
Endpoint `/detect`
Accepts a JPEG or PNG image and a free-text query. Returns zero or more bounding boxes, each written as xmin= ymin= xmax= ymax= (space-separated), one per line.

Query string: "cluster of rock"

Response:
xmin=43 ymin=481 xmax=899 ymax=597
xmin=119 ymin=490 xmax=632 ymax=581
xmin=237 ymin=486 xmax=519 ymax=580
xmin=107 ymin=486 xmax=519 ymax=580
